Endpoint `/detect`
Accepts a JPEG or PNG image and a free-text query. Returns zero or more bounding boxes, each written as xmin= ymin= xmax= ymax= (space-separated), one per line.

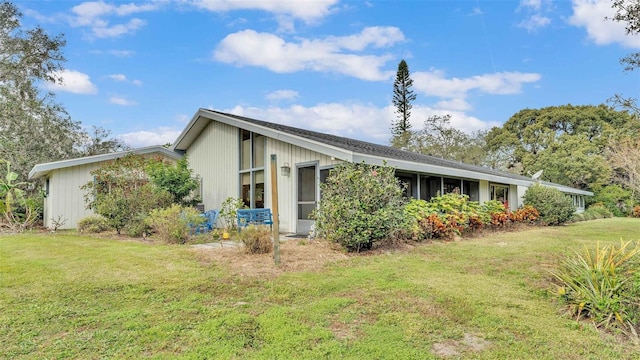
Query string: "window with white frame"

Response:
xmin=239 ymin=129 xmax=265 ymax=208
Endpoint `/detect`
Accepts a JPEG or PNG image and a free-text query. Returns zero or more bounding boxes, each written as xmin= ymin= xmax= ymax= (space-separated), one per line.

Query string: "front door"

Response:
xmin=297 ymin=163 xmax=317 ymax=234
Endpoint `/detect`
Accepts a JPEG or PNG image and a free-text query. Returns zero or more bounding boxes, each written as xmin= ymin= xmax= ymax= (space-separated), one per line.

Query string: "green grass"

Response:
xmin=2 ymin=219 xmax=640 ymax=359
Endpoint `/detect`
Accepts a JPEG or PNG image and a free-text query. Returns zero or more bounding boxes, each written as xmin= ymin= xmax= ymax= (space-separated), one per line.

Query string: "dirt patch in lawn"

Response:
xmin=192 ymin=239 xmax=350 ymax=278
xmin=432 ymin=333 xmax=491 ymax=358
xmin=191 ymin=237 xmax=421 ymax=278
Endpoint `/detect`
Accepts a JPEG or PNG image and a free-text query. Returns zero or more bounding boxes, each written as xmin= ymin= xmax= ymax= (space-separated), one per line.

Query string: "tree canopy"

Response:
xmin=391 ymin=59 xmax=416 ymax=148
xmin=0 ymin=1 xmax=125 ymax=183
xmin=486 ymin=104 xmax=637 ymax=190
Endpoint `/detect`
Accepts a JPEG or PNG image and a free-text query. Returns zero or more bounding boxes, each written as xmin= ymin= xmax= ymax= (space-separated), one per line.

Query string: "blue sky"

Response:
xmin=19 ymin=0 xmax=640 ymax=147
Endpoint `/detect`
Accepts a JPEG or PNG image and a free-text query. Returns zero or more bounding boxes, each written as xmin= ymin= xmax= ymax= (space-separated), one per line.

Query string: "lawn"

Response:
xmin=2 ymin=218 xmax=640 ymax=359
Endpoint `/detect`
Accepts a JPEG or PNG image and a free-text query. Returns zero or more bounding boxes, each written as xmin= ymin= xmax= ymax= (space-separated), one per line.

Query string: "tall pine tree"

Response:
xmin=391 ymin=59 xmax=416 ymax=148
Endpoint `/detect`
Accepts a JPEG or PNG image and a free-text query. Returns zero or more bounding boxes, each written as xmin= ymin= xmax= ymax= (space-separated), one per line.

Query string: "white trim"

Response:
xmin=29 ymin=146 xmax=182 ymax=180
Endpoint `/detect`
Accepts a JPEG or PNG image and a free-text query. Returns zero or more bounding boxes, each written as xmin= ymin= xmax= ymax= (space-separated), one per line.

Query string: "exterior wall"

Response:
xmin=45 ymin=163 xmax=100 ymax=229
xmin=186 ymin=121 xmax=239 ymax=217
xmin=185 ymin=120 xmax=341 ymax=233
xmin=517 ymin=185 xmax=528 ymax=209
xmin=265 ymin=137 xmax=341 ymax=233
xmin=479 ymin=180 xmax=490 ymax=203
xmin=509 ymin=184 xmax=519 ymax=211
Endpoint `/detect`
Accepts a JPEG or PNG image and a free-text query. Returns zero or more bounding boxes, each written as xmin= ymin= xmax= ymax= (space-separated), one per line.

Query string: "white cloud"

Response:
xmin=45 ymin=70 xmax=98 ymax=94
xmin=69 ymin=1 xmax=159 ymax=38
xmin=569 ymin=0 xmax=640 ymax=48
xmin=109 ymin=96 xmax=137 ymax=106
xmin=191 ymin=0 xmax=337 ymax=22
xmin=213 ymin=27 xmax=405 ymax=81
xmin=518 ymin=0 xmax=543 ymax=11
xmin=435 ymin=99 xmax=472 ymax=112
xmin=517 ymin=14 xmax=551 ymax=32
xmin=119 ymin=127 xmax=181 ymax=147
xmin=412 ymin=69 xmax=541 ymax=98
xmin=222 ymin=103 xmax=499 ymax=144
xmin=89 ymin=49 xmax=136 ymax=57
xmin=266 ymin=90 xmax=299 ymax=101
xmin=108 ymin=74 xmax=126 ymax=82
xmin=108 ymin=73 xmax=143 ymax=86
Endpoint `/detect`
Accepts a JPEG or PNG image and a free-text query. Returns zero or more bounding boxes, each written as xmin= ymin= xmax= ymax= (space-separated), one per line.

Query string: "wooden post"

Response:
xmin=270 ymin=154 xmax=281 ymax=265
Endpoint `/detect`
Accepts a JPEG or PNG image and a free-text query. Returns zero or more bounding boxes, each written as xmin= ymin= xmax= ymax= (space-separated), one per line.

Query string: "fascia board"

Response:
xmin=28 ymin=146 xmax=182 ymax=180
xmin=353 ymin=154 xmax=594 ymax=196
xmin=195 ymin=109 xmax=354 ymax=162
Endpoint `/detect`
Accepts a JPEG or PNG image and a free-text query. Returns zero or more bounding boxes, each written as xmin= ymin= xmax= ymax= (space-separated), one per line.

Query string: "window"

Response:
xmin=239 ymin=130 xmax=265 ymax=208
xmin=490 ymin=184 xmax=509 ymax=207
xmin=420 ymin=176 xmax=441 ymax=200
xmin=443 ymin=177 xmax=462 ymax=194
xmin=463 ymin=180 xmax=480 ymax=202
xmin=396 ymin=173 xmax=416 ymax=198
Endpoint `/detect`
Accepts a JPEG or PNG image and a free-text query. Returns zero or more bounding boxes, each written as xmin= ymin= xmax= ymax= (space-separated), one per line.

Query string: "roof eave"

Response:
xmin=28 ymin=146 xmax=182 ymax=180
xmin=173 ymin=109 xmax=355 ymax=162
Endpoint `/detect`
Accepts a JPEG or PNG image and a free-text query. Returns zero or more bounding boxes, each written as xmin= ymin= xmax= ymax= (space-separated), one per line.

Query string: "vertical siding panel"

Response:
xmin=187 ymin=121 xmax=238 ymax=211
xmin=479 ymin=180 xmax=490 ymax=203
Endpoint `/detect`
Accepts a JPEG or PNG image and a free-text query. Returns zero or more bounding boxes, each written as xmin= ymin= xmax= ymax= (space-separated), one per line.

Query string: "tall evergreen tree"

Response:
xmin=391 ymin=60 xmax=416 ymax=144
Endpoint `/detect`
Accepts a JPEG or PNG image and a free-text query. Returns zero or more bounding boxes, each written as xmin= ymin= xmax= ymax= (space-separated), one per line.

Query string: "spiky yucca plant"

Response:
xmin=551 ymin=240 xmax=640 ymax=331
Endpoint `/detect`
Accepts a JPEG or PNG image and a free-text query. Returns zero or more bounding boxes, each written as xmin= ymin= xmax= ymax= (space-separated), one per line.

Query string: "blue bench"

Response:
xmin=190 ymin=209 xmax=219 ymax=235
xmin=236 ymin=208 xmax=273 ymax=230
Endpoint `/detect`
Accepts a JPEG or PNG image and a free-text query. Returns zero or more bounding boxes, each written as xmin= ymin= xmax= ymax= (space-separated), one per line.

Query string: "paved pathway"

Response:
xmin=191 ymin=241 xmax=239 ymax=249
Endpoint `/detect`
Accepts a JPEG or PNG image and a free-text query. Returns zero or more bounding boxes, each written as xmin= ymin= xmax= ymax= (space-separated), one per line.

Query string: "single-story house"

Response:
xmin=30 ymin=108 xmax=592 ymax=232
xmin=29 ymin=146 xmax=182 ymax=229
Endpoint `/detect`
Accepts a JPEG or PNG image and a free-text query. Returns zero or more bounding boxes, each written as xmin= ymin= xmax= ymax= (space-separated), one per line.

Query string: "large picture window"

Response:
xmin=239 ymin=129 xmax=265 ymax=208
xmin=490 ymin=184 xmax=509 ymax=207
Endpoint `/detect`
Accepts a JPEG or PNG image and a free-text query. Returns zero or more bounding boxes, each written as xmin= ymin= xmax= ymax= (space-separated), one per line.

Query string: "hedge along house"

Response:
xmin=29 ymin=146 xmax=182 ymax=229
xmin=173 ymin=109 xmax=592 ymax=234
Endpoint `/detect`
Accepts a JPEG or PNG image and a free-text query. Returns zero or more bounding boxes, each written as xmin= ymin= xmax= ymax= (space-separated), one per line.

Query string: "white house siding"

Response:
xmin=186 ymin=120 xmax=239 ymax=214
xmin=265 ymin=137 xmax=341 ymax=233
xmin=479 ymin=180 xmax=490 ymax=204
xmin=517 ymin=185 xmax=528 ymax=210
xmin=45 ymin=163 xmax=100 ymax=229
xmin=509 ymin=184 xmax=519 ymax=211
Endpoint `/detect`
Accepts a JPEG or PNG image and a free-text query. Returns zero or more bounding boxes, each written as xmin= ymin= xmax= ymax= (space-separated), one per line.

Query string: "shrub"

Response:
xmin=147 ymin=204 xmax=204 ymax=244
xmin=220 ymin=197 xmax=245 ymax=231
xmin=147 ymin=157 xmax=200 ymax=205
xmin=523 ymin=184 xmax=575 ymax=225
xmin=239 ymin=225 xmax=272 ymax=254
xmin=77 ymin=215 xmax=111 ymax=233
xmin=82 ymin=155 xmax=173 ymax=234
xmin=570 ymin=213 xmax=585 ymax=223
xmin=314 ymin=162 xmax=405 ymax=252
xmin=403 ymin=194 xmax=486 ymax=240
xmin=126 ymin=213 xmax=152 ymax=238
xmin=591 ymin=185 xmax=634 ymax=217
xmin=551 ymin=241 xmax=640 ymax=330
xmin=582 ymin=204 xmax=614 ymax=220
xmin=510 ymin=205 xmax=540 ymax=224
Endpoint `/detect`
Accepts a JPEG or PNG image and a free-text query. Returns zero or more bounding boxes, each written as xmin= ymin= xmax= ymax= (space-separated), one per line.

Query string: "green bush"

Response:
xmin=582 ymin=204 xmax=614 ymax=220
xmin=591 ymin=185 xmax=634 ymax=217
xmin=551 ymin=241 xmax=640 ymax=330
xmin=147 ymin=204 xmax=204 ymax=244
xmin=147 ymin=157 xmax=200 ymax=206
xmin=239 ymin=225 xmax=272 ymax=254
xmin=314 ymin=162 xmax=406 ymax=252
xmin=403 ymin=194 xmax=485 ymax=240
xmin=523 ymin=184 xmax=575 ymax=225
xmin=77 ymin=215 xmax=111 ymax=233
xmin=220 ymin=197 xmax=245 ymax=231
xmin=126 ymin=213 xmax=152 ymax=238
xmin=82 ymin=155 xmax=175 ymax=234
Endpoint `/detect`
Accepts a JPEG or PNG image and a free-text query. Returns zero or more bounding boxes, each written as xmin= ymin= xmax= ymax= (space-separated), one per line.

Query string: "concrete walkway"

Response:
xmin=191 ymin=240 xmax=239 ymax=249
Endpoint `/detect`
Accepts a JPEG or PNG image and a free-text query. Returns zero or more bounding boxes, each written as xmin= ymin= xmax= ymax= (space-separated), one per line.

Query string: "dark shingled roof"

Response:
xmin=204 ymin=109 xmax=535 ymax=182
